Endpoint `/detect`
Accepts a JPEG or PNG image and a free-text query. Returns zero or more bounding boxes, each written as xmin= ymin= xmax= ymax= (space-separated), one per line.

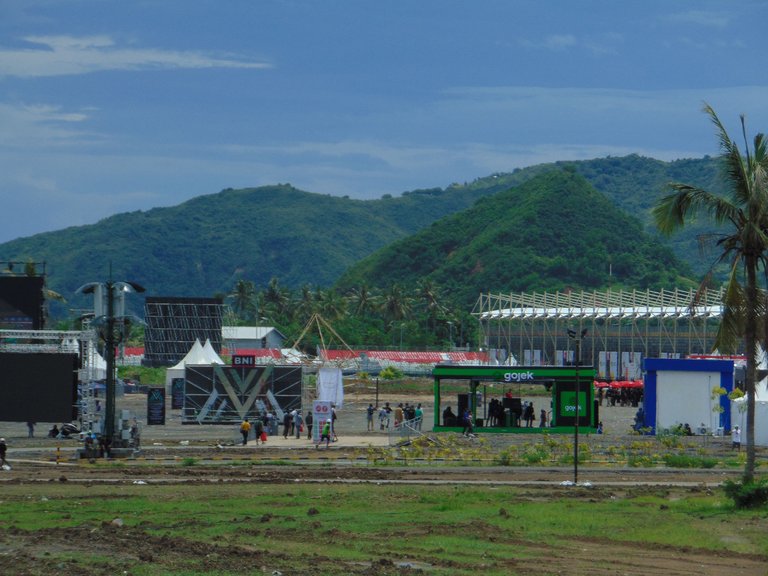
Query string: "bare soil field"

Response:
xmin=1 ymin=392 xmax=766 ymax=575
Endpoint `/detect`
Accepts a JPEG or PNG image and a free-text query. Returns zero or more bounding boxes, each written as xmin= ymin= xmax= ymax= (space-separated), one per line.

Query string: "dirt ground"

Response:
xmin=1 ymin=392 xmax=766 ymax=575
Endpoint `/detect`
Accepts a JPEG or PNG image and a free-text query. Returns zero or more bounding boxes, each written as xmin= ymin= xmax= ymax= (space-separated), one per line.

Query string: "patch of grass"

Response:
xmin=663 ymin=453 xmax=718 ymax=468
xmin=1 ymin=482 xmax=767 ymax=574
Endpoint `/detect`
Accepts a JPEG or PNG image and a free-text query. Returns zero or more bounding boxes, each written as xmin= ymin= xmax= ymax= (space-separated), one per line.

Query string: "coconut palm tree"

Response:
xmin=347 ymin=284 xmax=379 ymax=318
xmin=653 ymin=103 xmax=768 ymax=484
xmin=229 ymin=279 xmax=256 ymax=321
xmin=381 ymin=283 xmax=412 ymax=324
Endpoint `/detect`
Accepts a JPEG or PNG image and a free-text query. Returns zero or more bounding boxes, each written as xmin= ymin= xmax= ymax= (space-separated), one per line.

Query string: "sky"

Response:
xmin=1 ymin=0 xmax=768 ymax=244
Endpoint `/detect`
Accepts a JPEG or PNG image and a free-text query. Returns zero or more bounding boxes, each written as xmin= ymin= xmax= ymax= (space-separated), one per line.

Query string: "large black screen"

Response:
xmin=0 ymin=353 xmax=79 ymax=422
xmin=0 ymin=276 xmax=45 ymax=329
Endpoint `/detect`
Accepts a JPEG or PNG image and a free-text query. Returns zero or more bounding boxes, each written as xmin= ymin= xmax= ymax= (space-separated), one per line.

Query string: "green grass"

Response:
xmin=1 ymin=482 xmax=766 ymax=575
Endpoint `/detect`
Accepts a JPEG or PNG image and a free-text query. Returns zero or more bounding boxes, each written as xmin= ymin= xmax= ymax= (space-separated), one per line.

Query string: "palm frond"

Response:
xmin=713 ymin=262 xmax=745 ymax=354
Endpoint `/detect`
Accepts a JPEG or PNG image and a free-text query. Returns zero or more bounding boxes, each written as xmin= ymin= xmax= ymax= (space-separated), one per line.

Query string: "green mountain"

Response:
xmin=335 ymin=169 xmax=695 ymax=306
xmin=0 ymin=184 xmax=498 ymax=311
xmin=0 ymin=155 xmax=720 ymax=316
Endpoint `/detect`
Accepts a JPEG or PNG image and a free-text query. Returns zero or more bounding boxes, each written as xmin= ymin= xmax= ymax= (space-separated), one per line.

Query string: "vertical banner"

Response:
xmin=312 ymin=400 xmax=332 ymax=444
xmin=598 ymin=351 xmax=607 ymax=379
xmin=609 ymin=351 xmax=618 ymax=379
xmin=147 ymin=387 xmax=166 ymax=425
xmin=171 ymin=378 xmax=185 ymax=409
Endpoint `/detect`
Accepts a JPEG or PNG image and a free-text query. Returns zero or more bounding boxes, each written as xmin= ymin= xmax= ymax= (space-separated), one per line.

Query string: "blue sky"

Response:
xmin=2 ymin=1 xmax=767 ymax=243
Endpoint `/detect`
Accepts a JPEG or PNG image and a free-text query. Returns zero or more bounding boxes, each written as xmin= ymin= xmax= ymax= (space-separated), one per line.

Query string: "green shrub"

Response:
xmin=663 ymin=454 xmax=717 ymax=468
xmin=723 ymin=479 xmax=768 ymax=509
xmin=379 ymin=366 xmax=404 ymax=380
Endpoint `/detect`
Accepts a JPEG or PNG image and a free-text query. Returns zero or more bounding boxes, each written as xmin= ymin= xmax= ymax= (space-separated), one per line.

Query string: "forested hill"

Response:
xmin=335 ymin=169 xmax=696 ymax=307
xmin=0 ymin=154 xmax=718 ymax=313
xmin=0 ymin=184 xmax=500 ymax=308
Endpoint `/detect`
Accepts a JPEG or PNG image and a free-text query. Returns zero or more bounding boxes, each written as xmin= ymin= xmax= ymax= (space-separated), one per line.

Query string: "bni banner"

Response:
xmin=312 ymin=400 xmax=332 ymax=444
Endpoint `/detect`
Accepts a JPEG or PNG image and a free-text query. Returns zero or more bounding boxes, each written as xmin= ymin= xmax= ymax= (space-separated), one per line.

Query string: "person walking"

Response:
xmin=239 ymin=418 xmax=251 ymax=446
xmin=317 ymin=419 xmax=331 ymax=449
xmin=305 ymin=410 xmax=313 ymax=439
xmin=282 ymin=410 xmax=291 ymax=439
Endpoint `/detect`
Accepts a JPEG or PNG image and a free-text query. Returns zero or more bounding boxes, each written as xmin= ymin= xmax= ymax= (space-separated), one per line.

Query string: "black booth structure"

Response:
xmin=432 ymin=364 xmax=597 ymax=434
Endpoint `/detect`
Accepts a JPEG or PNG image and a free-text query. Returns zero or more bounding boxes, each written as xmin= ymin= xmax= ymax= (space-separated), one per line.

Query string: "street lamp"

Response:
xmin=77 ymin=276 xmax=145 ymax=448
xmin=567 ymin=327 xmax=588 ymax=485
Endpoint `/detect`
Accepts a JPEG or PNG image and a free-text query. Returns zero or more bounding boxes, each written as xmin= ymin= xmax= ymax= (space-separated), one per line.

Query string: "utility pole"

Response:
xmin=568 ymin=327 xmax=587 ymax=485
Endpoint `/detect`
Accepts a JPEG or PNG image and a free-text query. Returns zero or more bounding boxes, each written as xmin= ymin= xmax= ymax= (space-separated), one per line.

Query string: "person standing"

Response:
xmin=539 ymin=409 xmax=548 ymax=428
xmin=282 ymin=410 xmax=292 ymax=439
xmin=366 ymin=404 xmax=375 ymax=431
xmin=414 ymin=404 xmax=423 ymax=430
xmin=331 ymin=405 xmax=338 ymax=441
xmin=0 ymin=438 xmax=8 ymax=468
xmin=293 ymin=409 xmax=303 ymax=439
xmin=394 ymin=403 xmax=404 ymax=428
xmin=305 ymin=410 xmax=314 ymax=439
xmin=27 ymin=422 xmax=35 ymax=438
xmin=524 ymin=402 xmax=535 ymax=428
xmin=251 ymin=418 xmax=264 ymax=445
xmin=732 ymin=426 xmax=741 ymax=451
xmin=240 ymin=418 xmax=251 ymax=446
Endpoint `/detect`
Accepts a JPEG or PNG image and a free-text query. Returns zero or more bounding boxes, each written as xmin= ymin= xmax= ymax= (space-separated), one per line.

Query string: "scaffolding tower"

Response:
xmin=474 ymin=287 xmax=726 ymax=379
xmin=143 ymin=297 xmax=225 ymax=367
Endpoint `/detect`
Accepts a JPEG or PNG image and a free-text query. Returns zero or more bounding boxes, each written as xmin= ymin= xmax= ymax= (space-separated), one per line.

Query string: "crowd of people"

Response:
xmin=373 ymin=402 xmax=424 ymax=431
xmin=239 ymin=405 xmax=338 ymax=448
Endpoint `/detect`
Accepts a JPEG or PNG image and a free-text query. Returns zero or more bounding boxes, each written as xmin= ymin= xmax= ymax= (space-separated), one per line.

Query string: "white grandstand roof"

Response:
xmin=475 ymin=287 xmax=725 ymax=321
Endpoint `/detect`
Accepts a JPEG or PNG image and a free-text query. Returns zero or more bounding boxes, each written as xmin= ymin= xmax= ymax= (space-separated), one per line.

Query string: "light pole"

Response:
xmin=400 ymin=323 xmax=405 ymax=351
xmin=567 ymin=327 xmax=587 ymax=485
xmin=78 ymin=276 xmax=145 ymax=448
xmin=447 ymin=321 xmax=454 ymax=350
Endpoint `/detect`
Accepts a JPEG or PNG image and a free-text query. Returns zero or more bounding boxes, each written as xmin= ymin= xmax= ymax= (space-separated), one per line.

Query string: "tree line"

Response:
xmin=223 ymin=277 xmax=475 ymax=352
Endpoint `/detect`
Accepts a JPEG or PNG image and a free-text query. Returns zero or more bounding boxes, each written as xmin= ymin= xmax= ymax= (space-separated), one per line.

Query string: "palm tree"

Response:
xmin=264 ymin=277 xmax=291 ymax=321
xmin=653 ymin=103 xmax=768 ymax=484
xmin=381 ymin=284 xmax=412 ymax=323
xmin=314 ymin=287 xmax=347 ymax=322
xmin=416 ymin=278 xmax=446 ymax=336
xmin=229 ymin=279 xmax=256 ymax=321
xmin=347 ymin=284 xmax=379 ymax=317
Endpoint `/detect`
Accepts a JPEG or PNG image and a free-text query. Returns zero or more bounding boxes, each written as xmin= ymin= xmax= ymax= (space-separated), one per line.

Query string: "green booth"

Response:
xmin=432 ymin=364 xmax=597 ymax=434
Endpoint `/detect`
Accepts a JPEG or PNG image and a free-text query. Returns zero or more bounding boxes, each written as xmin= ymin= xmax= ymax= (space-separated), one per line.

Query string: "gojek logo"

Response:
xmin=503 ymin=371 xmax=535 ymax=383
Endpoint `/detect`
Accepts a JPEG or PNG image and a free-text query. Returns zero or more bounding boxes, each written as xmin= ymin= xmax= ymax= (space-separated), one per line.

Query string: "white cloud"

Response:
xmin=666 ymin=10 xmax=730 ymax=28
xmin=520 ymin=34 xmax=577 ymax=51
xmin=0 ymin=35 xmax=272 ymax=78
xmin=0 ymin=102 xmax=97 ymax=148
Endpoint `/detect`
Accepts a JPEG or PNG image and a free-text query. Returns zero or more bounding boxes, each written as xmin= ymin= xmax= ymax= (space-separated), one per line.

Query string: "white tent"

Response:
xmin=165 ymin=339 xmax=224 ymax=388
xmin=731 ymin=379 xmax=768 ymax=446
xmin=202 ymin=338 xmax=226 ymax=365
